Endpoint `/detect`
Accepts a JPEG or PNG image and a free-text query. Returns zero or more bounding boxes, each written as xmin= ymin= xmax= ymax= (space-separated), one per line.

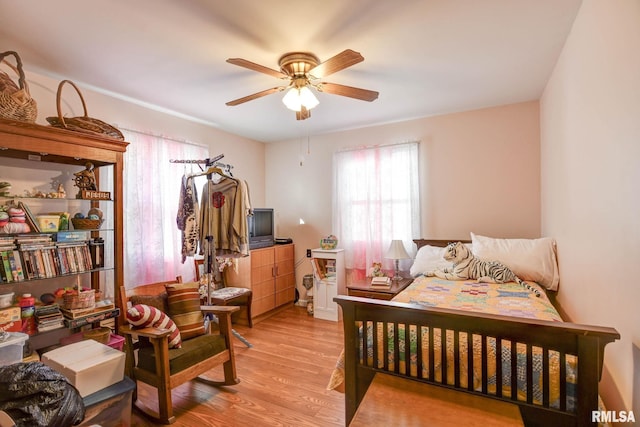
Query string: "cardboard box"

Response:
xmin=41 ymin=339 xmax=125 ymax=397
xmin=0 ymin=306 xmax=21 ymax=333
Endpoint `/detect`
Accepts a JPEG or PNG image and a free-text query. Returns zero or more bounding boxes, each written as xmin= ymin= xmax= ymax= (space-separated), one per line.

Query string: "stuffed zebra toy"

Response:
xmin=425 ymin=241 xmax=541 ymax=297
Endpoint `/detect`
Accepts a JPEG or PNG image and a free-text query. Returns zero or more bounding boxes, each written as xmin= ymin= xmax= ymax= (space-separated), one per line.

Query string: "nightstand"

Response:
xmin=347 ymin=277 xmax=414 ymax=301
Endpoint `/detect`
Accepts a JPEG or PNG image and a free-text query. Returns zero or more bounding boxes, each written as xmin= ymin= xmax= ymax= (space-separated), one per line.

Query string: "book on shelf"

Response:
xmin=311 ymin=258 xmax=325 ymax=280
xmin=18 ymin=201 xmax=41 ymax=233
xmin=312 ymin=257 xmax=338 ymax=282
xmin=0 ymin=246 xmax=25 ymax=282
xmin=370 ymin=276 xmax=391 ymax=288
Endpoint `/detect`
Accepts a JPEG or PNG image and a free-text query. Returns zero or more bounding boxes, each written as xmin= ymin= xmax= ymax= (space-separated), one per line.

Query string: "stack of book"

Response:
xmin=370 ymin=276 xmax=391 ymax=289
xmin=15 ymin=234 xmax=93 ymax=280
xmin=36 ymin=303 xmax=65 ymax=332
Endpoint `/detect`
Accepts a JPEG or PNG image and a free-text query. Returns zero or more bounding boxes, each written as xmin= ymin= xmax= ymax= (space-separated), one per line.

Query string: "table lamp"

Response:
xmin=385 ymin=240 xmax=410 ymax=281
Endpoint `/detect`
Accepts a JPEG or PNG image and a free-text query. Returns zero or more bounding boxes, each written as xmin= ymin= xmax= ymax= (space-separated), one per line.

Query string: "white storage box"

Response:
xmin=41 ymin=339 xmax=125 ymax=397
xmin=0 ymin=332 xmax=28 ymax=366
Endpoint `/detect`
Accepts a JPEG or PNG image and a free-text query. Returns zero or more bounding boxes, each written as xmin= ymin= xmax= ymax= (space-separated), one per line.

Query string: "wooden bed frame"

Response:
xmin=335 ymin=239 xmax=620 ymax=427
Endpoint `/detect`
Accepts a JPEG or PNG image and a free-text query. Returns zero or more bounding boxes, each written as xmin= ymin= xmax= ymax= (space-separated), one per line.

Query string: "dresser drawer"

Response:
xmin=347 ymin=289 xmax=394 ymax=301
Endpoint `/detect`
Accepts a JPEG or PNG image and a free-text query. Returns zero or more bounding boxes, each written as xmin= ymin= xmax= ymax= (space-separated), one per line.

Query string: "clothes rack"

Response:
xmin=169 ymin=154 xmax=233 ymax=175
xmin=172 ymin=153 xmax=251 ymax=348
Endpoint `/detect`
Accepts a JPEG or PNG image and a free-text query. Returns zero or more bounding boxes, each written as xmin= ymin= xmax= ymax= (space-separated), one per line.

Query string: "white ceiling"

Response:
xmin=0 ymin=0 xmax=582 ymax=143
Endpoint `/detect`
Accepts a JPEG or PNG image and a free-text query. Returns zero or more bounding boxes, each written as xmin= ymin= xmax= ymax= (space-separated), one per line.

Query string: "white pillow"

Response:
xmin=410 ymin=243 xmax=471 ymax=277
xmin=470 ymin=233 xmax=559 ymax=291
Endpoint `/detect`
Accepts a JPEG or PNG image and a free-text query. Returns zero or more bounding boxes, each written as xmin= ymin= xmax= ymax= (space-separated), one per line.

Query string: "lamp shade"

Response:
xmin=282 ymin=86 xmax=319 ymax=111
xmin=385 ymin=240 xmax=410 ymax=260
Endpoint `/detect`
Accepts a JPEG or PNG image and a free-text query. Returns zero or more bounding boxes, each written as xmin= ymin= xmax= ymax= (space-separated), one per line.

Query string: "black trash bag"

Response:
xmin=0 ymin=361 xmax=85 ymax=427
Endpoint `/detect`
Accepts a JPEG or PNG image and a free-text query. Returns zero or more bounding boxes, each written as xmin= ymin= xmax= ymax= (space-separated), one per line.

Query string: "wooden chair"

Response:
xmin=195 ymin=258 xmax=253 ymax=327
xmin=118 ymin=276 xmax=240 ymax=424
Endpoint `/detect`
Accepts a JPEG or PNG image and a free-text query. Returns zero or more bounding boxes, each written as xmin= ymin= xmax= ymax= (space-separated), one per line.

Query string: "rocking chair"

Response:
xmin=118 ymin=276 xmax=239 ymax=424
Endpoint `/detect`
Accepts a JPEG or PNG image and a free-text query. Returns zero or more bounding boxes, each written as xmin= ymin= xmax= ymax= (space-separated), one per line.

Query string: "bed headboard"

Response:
xmin=413 ymin=239 xmax=471 ymax=249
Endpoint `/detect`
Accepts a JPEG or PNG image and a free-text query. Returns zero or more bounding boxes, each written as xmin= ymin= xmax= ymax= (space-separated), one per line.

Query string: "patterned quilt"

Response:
xmin=393 ymin=275 xmax=561 ymax=321
xmin=329 ymin=276 xmax=577 ymax=411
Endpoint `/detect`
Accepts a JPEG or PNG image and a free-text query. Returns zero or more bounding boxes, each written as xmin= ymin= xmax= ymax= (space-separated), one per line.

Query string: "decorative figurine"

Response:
xmin=73 ymin=162 xmax=97 ymax=198
xmin=57 ymin=183 xmax=66 ymax=198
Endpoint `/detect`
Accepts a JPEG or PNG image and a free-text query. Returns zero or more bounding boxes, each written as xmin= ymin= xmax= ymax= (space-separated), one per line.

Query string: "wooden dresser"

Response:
xmin=225 ymin=243 xmax=295 ymax=322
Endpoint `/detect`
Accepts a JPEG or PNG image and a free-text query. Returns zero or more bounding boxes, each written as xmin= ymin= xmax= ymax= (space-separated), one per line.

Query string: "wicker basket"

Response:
xmin=0 ymin=51 xmax=37 ymax=123
xmin=46 ymin=80 xmax=124 ymax=140
xmin=62 ymin=289 xmax=95 ymax=310
xmin=83 ymin=327 xmax=111 ymax=345
xmin=71 ymin=218 xmax=103 ymax=230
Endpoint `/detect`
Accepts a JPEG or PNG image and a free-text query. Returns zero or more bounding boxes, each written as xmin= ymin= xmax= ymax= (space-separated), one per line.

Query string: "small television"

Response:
xmin=248 ymin=208 xmax=274 ymax=249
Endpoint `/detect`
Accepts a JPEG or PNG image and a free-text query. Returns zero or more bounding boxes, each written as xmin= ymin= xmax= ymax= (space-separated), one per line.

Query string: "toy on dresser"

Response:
xmin=367 ymin=262 xmax=385 ymax=278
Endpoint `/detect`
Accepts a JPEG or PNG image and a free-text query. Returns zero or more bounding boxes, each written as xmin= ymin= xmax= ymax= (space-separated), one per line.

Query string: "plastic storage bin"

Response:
xmin=0 ymin=332 xmax=28 ymax=366
xmin=79 ymin=377 xmax=135 ymax=427
xmin=60 ymin=331 xmax=125 ymax=351
xmin=36 ymin=215 xmax=60 ymax=232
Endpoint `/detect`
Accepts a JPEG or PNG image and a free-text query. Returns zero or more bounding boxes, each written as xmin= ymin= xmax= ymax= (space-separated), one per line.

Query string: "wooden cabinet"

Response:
xmin=225 ymin=243 xmax=295 ymax=321
xmin=0 ymin=118 xmax=127 ymax=348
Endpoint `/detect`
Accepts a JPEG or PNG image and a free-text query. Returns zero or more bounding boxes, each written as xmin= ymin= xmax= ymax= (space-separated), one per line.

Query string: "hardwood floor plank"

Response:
xmin=131 ymin=305 xmax=345 ymax=426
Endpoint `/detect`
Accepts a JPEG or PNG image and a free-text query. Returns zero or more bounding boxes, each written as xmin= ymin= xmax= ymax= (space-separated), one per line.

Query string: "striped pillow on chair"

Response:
xmin=165 ymin=282 xmax=206 ymax=340
xmin=126 ymin=304 xmax=182 ymax=348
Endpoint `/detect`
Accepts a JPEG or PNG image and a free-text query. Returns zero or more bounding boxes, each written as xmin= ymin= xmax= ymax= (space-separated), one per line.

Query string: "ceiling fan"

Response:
xmin=225 ymin=49 xmax=379 ymax=120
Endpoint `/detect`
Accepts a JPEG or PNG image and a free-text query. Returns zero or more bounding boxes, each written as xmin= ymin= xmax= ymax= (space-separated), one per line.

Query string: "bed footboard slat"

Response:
xmin=441 ymin=328 xmax=447 ymax=384
xmin=542 ymin=348 xmax=550 ymax=408
xmin=560 ymin=352 xmax=567 ymax=412
xmin=481 ymin=334 xmax=488 ymax=394
xmin=526 ymin=344 xmax=533 ymax=405
xmin=428 ymin=325 xmax=435 ymax=381
xmin=510 ymin=339 xmax=518 ymax=401
xmin=416 ymin=325 xmax=424 ymax=379
xmin=467 ymin=332 xmax=474 ymax=391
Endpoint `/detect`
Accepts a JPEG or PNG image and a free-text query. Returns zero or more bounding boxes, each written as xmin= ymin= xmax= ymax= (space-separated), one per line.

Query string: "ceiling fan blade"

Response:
xmin=226 ymin=87 xmax=284 ymax=106
xmin=317 ymin=82 xmax=379 ymax=102
xmin=308 ymin=49 xmax=364 ymax=78
xmin=226 ymin=58 xmax=289 ymax=79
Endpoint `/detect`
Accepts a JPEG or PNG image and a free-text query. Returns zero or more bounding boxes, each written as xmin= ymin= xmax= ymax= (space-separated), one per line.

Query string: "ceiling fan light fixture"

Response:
xmin=282 ymin=86 xmax=319 ymax=112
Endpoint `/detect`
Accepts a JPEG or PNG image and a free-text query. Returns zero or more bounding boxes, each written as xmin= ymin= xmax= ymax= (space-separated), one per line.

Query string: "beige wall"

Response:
xmin=541 ymin=0 xmax=640 ymax=415
xmin=266 ymin=101 xmax=541 ymax=295
xmin=22 ymin=71 xmax=266 ymax=208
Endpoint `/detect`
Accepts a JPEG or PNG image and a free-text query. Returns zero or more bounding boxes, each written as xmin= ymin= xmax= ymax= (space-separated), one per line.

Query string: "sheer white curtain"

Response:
xmin=122 ymin=130 xmax=208 ymax=288
xmin=333 ymin=141 xmax=420 ymax=278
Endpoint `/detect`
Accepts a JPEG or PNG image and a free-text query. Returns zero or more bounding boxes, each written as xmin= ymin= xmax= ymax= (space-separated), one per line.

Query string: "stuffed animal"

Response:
xmin=368 ymin=262 xmax=385 ymax=277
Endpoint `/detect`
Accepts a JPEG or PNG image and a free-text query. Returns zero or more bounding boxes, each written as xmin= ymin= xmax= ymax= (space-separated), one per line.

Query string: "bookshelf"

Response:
xmin=311 ymin=248 xmax=345 ymax=321
xmin=0 ymin=118 xmax=127 ymax=350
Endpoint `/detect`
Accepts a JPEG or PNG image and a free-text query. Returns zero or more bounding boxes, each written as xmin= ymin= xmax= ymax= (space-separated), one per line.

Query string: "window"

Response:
xmin=122 ymin=130 xmax=208 ymax=286
xmin=333 ymin=141 xmax=420 ymax=276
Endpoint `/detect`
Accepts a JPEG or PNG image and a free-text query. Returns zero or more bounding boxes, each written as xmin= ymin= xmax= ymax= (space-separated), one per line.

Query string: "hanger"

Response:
xmin=193 ymin=165 xmax=237 ymax=182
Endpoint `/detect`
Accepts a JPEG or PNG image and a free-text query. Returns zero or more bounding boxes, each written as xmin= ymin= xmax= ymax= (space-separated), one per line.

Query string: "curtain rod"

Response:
xmin=336 ymin=140 xmax=420 ymax=153
xmin=116 ymin=125 xmax=207 ymax=148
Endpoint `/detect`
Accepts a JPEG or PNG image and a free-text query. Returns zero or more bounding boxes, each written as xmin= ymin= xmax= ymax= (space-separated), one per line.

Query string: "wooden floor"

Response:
xmin=131 ymin=305 xmax=345 ymax=427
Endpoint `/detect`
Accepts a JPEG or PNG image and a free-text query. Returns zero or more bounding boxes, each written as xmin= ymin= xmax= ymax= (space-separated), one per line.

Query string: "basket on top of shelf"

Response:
xmin=62 ymin=289 xmax=95 ymax=311
xmin=71 ymin=218 xmax=103 ymax=230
